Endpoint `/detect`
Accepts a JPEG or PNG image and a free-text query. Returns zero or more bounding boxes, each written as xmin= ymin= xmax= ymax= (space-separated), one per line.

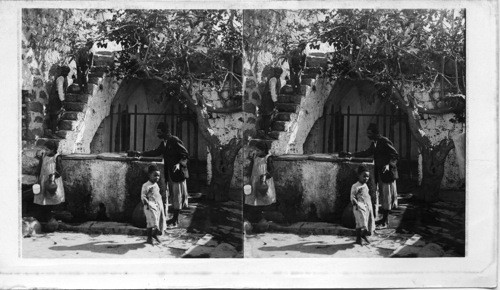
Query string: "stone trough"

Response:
xmin=272 ymin=153 xmax=375 ymax=223
xmin=60 ymin=153 xmax=166 ymax=222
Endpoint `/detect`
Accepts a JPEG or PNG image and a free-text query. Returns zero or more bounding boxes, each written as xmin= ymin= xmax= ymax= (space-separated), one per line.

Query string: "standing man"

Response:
xmin=47 ymin=66 xmax=71 ymax=137
xmin=351 ymin=123 xmax=399 ymax=229
xmin=75 ymin=39 xmax=94 ymax=93
xmin=130 ymin=122 xmax=189 ymax=228
xmin=258 ymin=67 xmax=282 ymax=139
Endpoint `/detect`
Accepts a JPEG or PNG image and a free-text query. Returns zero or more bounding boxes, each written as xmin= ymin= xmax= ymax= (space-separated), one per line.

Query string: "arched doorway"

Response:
xmin=90 ymin=78 xmax=208 ymax=192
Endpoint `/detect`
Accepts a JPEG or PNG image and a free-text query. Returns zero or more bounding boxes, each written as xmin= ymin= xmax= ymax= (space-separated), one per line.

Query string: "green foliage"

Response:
xmin=312 ymin=10 xmax=465 ymax=94
xmin=22 ymin=9 xmax=102 ymax=71
xmin=97 ymin=10 xmax=242 ymax=91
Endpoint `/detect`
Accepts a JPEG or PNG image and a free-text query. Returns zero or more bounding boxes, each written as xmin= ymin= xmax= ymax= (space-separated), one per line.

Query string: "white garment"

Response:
xmin=56 ymin=76 xmax=65 ymax=101
xmin=269 ymin=77 xmax=278 ymax=102
xmin=452 ymin=132 xmax=465 ymax=179
xmin=34 ymin=153 xmax=65 ymax=206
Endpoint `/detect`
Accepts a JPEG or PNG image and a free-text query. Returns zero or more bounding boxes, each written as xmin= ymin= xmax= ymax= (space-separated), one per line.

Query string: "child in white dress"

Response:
xmin=351 ymin=165 xmax=375 ymax=245
xmin=141 ymin=165 xmax=166 ymax=245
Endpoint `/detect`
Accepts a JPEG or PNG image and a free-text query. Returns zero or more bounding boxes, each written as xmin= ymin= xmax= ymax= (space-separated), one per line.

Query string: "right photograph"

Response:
xmin=242 ymin=9 xmax=465 ymax=258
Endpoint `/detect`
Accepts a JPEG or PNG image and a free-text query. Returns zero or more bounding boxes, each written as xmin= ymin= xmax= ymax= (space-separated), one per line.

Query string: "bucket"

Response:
xmin=32 ymin=184 xmax=40 ymax=195
xmin=243 ymin=185 xmax=252 ymax=195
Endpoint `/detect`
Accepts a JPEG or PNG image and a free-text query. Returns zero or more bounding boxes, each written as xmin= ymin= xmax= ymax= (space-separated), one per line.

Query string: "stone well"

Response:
xmin=61 ymin=153 xmax=166 ymax=222
xmin=272 ymin=154 xmax=376 ymax=223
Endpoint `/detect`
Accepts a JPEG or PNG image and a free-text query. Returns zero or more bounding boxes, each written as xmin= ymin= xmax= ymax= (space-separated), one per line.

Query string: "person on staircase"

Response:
xmin=129 ymin=122 xmax=189 ymax=229
xmin=349 ymin=123 xmax=399 ymax=229
xmin=288 ymin=43 xmax=306 ymax=94
xmin=46 ymin=66 xmax=71 ymax=138
xmin=258 ymin=67 xmax=282 ymax=139
xmin=244 ymin=141 xmax=276 ymax=232
xmin=75 ymin=39 xmax=94 ymax=93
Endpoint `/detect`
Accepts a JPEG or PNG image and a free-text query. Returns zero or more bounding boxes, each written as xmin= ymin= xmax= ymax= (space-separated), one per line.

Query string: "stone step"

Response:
xmin=61 ymin=111 xmax=84 ymax=121
xmin=268 ymin=131 xmax=282 ymax=140
xmin=248 ymin=139 xmax=274 ymax=148
xmin=302 ymin=67 xmax=322 ymax=78
xmin=64 ymin=102 xmax=87 ymax=112
xmin=275 ymin=102 xmax=299 ymax=113
xmin=301 ymin=78 xmax=315 ymax=86
xmin=88 ymin=76 xmax=103 ymax=85
xmin=275 ymin=112 xmax=293 ymax=121
xmin=271 ymin=121 xmax=287 ymax=132
xmin=66 ymin=84 xmax=82 ymax=94
xmin=93 ymin=54 xmax=114 ymax=67
xmin=91 ymin=65 xmax=110 ymax=73
xmin=35 ymin=138 xmax=61 ymax=148
xmin=88 ymin=72 xmax=105 ymax=79
xmin=58 ymin=120 xmax=78 ymax=131
xmin=65 ymin=93 xmax=90 ymax=103
xmin=277 ymin=94 xmax=302 ymax=104
xmin=306 ymin=54 xmax=328 ymax=67
xmin=87 ymin=83 xmax=99 ymax=95
xmin=56 ymin=130 xmax=71 ymax=139
xmin=279 ymin=85 xmax=295 ymax=95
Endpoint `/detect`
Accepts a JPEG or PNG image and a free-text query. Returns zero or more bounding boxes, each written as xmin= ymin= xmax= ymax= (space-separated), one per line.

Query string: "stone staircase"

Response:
xmin=22 ymin=54 xmax=114 ymax=188
xmin=35 ymin=64 xmax=110 ymax=154
xmin=249 ymin=58 xmax=326 ymax=155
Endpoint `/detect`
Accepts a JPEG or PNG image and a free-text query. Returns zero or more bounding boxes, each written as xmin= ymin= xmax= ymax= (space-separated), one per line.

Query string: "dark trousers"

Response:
xmin=77 ymin=65 xmax=89 ymax=92
xmin=48 ymin=113 xmax=60 ymax=132
xmin=260 ymin=114 xmax=273 ymax=133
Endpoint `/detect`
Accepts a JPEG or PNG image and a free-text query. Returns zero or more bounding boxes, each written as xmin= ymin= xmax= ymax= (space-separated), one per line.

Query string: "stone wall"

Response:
xmin=207 ymin=112 xmax=245 ymax=188
xmin=76 ymin=77 xmax=121 ymax=153
xmin=61 ymin=154 xmax=166 ymax=222
xmin=283 ymin=78 xmax=333 ymax=154
xmin=272 ymin=154 xmax=376 ymax=223
xmin=409 ymin=86 xmax=465 ymax=189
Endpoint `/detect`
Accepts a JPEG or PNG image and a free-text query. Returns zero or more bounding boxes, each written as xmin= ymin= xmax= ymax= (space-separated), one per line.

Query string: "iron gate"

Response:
xmin=108 ymin=103 xmax=205 ymax=192
xmin=321 ymin=104 xmax=417 ymax=183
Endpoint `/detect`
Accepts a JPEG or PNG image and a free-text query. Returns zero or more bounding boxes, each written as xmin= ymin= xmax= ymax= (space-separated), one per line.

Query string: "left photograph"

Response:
xmin=21 ymin=9 xmax=244 ymax=258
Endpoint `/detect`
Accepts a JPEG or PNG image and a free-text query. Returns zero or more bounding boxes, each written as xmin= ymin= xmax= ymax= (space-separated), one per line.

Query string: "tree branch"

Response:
xmin=388 ymin=78 xmax=432 ymax=149
xmin=206 ymin=106 xmax=242 ymax=114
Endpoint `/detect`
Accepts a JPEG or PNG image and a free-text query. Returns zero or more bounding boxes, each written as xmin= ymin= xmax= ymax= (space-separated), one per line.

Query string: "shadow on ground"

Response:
xmin=185 ymin=189 xmax=243 ymax=252
xmin=258 ymin=240 xmax=356 ymax=255
xmin=49 ymin=241 xmax=147 ymax=255
xmin=394 ymin=190 xmax=465 ymax=256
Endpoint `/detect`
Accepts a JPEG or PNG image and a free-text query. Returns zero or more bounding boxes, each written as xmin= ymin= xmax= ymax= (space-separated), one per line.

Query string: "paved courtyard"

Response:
xmin=22 ymin=194 xmax=243 ymax=259
xmin=245 ymin=190 xmax=465 ymax=258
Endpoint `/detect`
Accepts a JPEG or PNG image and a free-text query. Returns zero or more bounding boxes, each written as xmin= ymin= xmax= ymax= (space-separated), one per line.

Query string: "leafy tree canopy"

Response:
xmin=97 ymin=9 xmax=242 ymax=94
xmin=312 ymin=9 xmax=465 ymax=94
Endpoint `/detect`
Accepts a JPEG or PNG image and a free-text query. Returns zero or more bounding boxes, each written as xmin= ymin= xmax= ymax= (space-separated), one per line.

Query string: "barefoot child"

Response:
xmin=141 ymin=165 xmax=166 ymax=245
xmin=351 ymin=165 xmax=375 ymax=245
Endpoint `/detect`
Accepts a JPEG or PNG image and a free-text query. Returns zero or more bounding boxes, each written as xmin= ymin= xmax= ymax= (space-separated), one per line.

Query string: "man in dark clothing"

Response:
xmin=258 ymin=67 xmax=282 ymax=138
xmin=75 ymin=39 xmax=94 ymax=93
xmin=288 ymin=43 xmax=306 ymax=93
xmin=129 ymin=122 xmax=189 ymax=228
xmin=351 ymin=123 xmax=399 ymax=228
xmin=47 ymin=66 xmax=71 ymax=136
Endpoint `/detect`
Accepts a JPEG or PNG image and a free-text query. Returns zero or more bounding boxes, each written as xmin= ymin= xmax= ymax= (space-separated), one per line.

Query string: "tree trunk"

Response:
xmin=207 ymin=138 xmax=243 ymax=201
xmin=389 ymin=79 xmax=455 ymax=203
xmin=415 ymin=139 xmax=455 ymax=203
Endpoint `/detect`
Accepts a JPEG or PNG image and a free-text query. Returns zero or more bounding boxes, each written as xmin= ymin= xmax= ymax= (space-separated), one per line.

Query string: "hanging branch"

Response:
xmin=388 ymin=77 xmax=432 ymax=149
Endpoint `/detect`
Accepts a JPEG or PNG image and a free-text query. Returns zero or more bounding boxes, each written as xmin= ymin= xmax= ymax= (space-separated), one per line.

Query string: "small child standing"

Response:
xmin=351 ymin=165 xmax=375 ymax=245
xmin=34 ymin=140 xmax=65 ymax=225
xmin=141 ymin=165 xmax=166 ymax=245
xmin=244 ymin=142 xmax=276 ymax=231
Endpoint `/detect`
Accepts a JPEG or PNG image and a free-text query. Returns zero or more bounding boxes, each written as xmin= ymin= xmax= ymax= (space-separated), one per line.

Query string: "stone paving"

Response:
xmin=245 ymin=190 xmax=465 ymax=258
xmin=23 ymin=193 xmax=243 ymax=259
